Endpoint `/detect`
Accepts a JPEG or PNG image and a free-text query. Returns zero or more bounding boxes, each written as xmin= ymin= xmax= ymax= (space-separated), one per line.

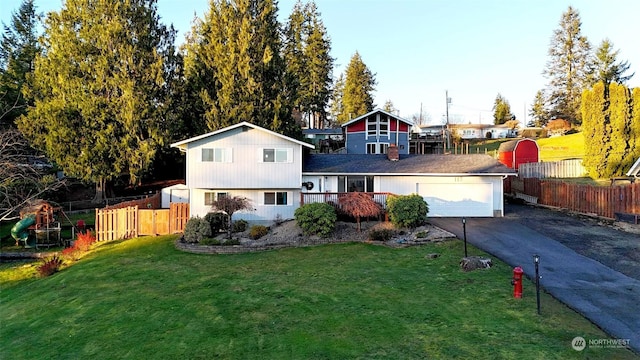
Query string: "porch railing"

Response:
xmin=300 ymin=192 xmax=394 ymax=210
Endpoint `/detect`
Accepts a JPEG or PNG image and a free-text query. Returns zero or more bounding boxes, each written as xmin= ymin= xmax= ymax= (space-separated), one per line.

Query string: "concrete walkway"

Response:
xmin=429 ymin=211 xmax=640 ymax=354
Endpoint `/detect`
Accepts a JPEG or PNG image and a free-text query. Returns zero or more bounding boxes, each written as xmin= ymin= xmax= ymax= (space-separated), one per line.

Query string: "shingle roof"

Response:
xmin=303 ymin=154 xmax=516 ymax=175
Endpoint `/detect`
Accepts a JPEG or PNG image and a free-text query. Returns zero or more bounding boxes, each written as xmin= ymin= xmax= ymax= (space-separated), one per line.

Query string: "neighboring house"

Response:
xmin=302 ymin=149 xmax=515 ymax=217
xmin=170 ymin=122 xmax=314 ymax=223
xmin=412 ymin=124 xmax=446 ymax=138
xmin=342 ymin=109 xmax=413 ymax=155
xmin=302 ymin=128 xmax=344 ymax=153
xmin=450 ymin=124 xmax=517 ymax=139
xmin=169 ymin=122 xmax=516 ymax=223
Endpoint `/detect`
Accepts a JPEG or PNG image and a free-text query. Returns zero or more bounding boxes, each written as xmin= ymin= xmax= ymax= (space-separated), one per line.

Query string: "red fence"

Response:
xmin=300 ymin=192 xmax=393 ymax=210
xmin=508 ymin=178 xmax=639 ymax=219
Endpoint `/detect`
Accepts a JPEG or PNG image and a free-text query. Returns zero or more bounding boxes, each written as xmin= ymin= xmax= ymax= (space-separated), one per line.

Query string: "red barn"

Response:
xmin=498 ymin=138 xmax=539 ymax=169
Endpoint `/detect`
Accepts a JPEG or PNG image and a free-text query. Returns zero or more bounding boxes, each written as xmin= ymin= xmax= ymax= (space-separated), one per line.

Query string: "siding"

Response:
xmin=185 ymin=127 xmax=303 ymax=189
xmin=191 ymin=188 xmax=301 ymax=224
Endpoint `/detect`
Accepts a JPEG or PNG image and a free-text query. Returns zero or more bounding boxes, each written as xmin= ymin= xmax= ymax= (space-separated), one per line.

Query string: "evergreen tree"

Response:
xmin=590 ymin=39 xmax=634 ymax=87
xmin=328 ymin=72 xmax=344 ymax=126
xmin=581 ymin=82 xmax=608 ymax=178
xmin=630 ymin=88 xmax=640 ymax=170
xmin=284 ymin=0 xmax=333 ymax=129
xmin=544 ymin=6 xmax=592 ymax=125
xmin=383 ymin=99 xmax=396 ymax=114
xmin=492 ymin=93 xmax=513 ymax=125
xmin=337 ymin=51 xmax=376 ymax=124
xmin=606 ymin=82 xmax=632 ymax=176
xmin=528 ymin=90 xmax=549 ymax=127
xmin=0 ymin=0 xmax=41 ymax=127
xmin=18 ymin=0 xmax=176 ymax=199
xmin=186 ymin=0 xmax=299 ymax=138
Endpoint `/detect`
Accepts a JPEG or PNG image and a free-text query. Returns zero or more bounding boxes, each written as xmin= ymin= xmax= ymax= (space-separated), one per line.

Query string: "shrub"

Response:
xmin=232 ymin=219 xmax=248 ymax=233
xmin=204 ymin=212 xmax=229 ymax=234
xmin=183 ymin=216 xmax=212 ymax=243
xmin=200 ymin=238 xmax=221 ymax=246
xmin=37 ymin=256 xmax=64 ymax=277
xmin=386 ymin=194 xmax=429 ymax=229
xmin=224 ymin=238 xmax=241 ymax=246
xmin=74 ymin=231 xmax=96 ymax=252
xmin=294 ymin=203 xmax=336 ymax=238
xmin=369 ymin=228 xmax=394 ymax=241
xmin=249 ymin=225 xmax=269 ymax=239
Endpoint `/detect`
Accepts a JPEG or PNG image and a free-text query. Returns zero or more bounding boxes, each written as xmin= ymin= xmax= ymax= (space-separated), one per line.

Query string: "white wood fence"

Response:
xmin=518 ymin=159 xmax=587 ymax=179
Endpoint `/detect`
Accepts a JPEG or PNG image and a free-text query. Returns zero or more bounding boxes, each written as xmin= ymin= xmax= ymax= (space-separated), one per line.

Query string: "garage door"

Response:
xmin=418 ymin=183 xmax=493 ymax=217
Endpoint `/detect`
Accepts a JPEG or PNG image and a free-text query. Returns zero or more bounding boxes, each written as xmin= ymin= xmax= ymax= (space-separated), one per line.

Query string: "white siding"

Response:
xmin=191 ymin=188 xmax=301 ymax=225
xmin=185 ymin=127 xmax=303 ymax=189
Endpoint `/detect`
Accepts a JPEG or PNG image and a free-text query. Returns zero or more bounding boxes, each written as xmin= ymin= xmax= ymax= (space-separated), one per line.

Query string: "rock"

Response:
xmin=425 ymin=253 xmax=440 ymax=259
xmin=460 ymin=256 xmax=492 ymax=272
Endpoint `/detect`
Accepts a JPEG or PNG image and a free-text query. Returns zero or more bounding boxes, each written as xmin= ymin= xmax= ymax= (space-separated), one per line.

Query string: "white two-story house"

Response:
xmin=170 ymin=122 xmax=314 ymax=223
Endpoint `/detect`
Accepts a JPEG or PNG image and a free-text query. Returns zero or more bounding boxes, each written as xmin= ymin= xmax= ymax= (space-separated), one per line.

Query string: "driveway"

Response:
xmin=429 ymin=203 xmax=640 ymax=354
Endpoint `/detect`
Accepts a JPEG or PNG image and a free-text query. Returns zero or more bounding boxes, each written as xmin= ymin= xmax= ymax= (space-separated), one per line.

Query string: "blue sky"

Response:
xmin=3 ymin=0 xmax=639 ymax=125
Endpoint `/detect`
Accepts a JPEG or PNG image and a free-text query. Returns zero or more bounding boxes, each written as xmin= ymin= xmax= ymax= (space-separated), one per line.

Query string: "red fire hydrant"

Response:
xmin=512 ymin=266 xmax=524 ymax=299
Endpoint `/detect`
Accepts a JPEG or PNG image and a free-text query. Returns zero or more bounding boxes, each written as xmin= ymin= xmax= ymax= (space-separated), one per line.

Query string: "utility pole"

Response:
xmin=445 ymin=90 xmax=451 ymax=151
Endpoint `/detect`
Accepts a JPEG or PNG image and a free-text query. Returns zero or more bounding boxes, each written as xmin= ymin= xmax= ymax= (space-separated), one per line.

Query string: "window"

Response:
xmin=264 ymin=192 xmax=287 ymax=205
xmin=379 ymin=116 xmax=389 ymax=137
xmin=202 ymin=148 xmax=231 ymax=162
xmin=366 ymin=143 xmax=389 ymax=154
xmin=338 ymin=176 xmax=374 ymax=192
xmin=262 ymin=148 xmax=291 ymax=163
xmin=204 ymin=192 xmax=227 ymax=205
xmin=367 ymin=120 xmax=377 ymax=137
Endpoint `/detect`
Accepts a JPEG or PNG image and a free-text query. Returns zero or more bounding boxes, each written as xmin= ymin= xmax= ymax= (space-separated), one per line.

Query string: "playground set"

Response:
xmin=10 ymin=200 xmax=82 ymax=249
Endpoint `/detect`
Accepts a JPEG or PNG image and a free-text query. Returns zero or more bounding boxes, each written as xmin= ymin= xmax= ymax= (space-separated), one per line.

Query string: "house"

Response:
xmin=170 ymin=122 xmax=314 ymax=224
xmin=302 ymin=128 xmax=344 ymax=153
xmin=301 ymin=149 xmax=515 ymax=217
xmin=450 ymin=123 xmax=517 ymax=139
xmin=498 ymin=138 xmax=539 ymax=170
xmin=341 ymin=109 xmax=413 ymax=154
xmin=169 ymin=122 xmax=516 ymax=222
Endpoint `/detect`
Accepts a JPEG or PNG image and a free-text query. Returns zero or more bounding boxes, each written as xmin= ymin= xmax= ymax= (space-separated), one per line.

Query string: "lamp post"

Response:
xmin=462 ymin=217 xmax=467 ymax=257
xmin=534 ymin=254 xmax=541 ymax=315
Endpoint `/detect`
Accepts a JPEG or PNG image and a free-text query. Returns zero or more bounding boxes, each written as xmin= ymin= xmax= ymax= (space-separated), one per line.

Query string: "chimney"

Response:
xmin=387 ymin=144 xmax=399 ymax=161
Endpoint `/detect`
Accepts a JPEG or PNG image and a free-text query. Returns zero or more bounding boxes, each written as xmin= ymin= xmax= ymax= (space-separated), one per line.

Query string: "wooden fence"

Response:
xmin=508 ymin=178 xmax=639 ymax=219
xmin=518 ymin=159 xmax=587 ymax=179
xmin=96 ymin=202 xmax=189 ymax=241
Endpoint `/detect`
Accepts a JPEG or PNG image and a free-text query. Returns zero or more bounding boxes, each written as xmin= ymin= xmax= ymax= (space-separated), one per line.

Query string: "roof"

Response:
xmin=498 ymin=138 xmax=538 ymax=152
xmin=303 ymin=154 xmax=516 ymax=176
xmin=627 ymin=157 xmax=640 ymax=177
xmin=341 ymin=108 xmax=413 ymax=128
xmin=171 ymin=121 xmax=314 ymax=151
xmin=302 ymin=128 xmax=343 ymax=136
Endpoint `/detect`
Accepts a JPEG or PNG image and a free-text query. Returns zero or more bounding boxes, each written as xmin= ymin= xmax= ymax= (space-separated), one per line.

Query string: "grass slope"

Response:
xmin=537 ymin=133 xmax=585 ymax=162
xmin=1 ymin=236 xmax=634 ymax=359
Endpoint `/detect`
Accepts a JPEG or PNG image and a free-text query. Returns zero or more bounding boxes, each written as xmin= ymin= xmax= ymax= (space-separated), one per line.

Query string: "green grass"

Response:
xmin=537 ymin=133 xmax=585 ymax=162
xmin=1 ymin=235 xmax=634 ymax=359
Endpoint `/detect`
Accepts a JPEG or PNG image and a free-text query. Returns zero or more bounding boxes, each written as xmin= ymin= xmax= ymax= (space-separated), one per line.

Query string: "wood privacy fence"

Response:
xmin=508 ymin=178 xmax=639 ymax=219
xmin=518 ymin=159 xmax=587 ymax=179
xmin=95 ymin=202 xmax=189 ymax=241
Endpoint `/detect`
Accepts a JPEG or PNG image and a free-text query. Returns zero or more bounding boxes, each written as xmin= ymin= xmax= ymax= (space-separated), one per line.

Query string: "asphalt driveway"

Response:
xmin=429 ymin=203 xmax=640 ymax=354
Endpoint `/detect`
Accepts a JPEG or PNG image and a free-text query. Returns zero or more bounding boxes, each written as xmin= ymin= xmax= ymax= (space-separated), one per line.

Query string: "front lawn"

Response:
xmin=0 ymin=235 xmax=634 ymax=359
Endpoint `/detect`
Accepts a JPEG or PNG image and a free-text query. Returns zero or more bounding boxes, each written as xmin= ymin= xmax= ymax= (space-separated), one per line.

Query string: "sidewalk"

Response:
xmin=429 ymin=215 xmax=640 ymax=354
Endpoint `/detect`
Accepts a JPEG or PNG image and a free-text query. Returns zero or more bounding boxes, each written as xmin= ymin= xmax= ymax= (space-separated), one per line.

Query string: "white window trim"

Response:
xmin=202 ymin=148 xmax=232 ymax=163
xmin=263 ymin=191 xmax=288 ymax=205
xmin=258 ymin=148 xmax=293 ymax=163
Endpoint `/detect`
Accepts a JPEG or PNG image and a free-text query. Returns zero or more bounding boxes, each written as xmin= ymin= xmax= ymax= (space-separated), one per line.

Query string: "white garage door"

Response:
xmin=418 ymin=183 xmax=493 ymax=217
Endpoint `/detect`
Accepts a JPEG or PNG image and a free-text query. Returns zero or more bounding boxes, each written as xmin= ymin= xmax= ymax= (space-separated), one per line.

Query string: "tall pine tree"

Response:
xmin=0 ymin=0 xmax=41 ymax=127
xmin=18 ymin=0 xmax=176 ymax=199
xmin=492 ymin=93 xmax=513 ymax=125
xmin=590 ymin=39 xmax=634 ymax=87
xmin=581 ymin=82 xmax=608 ymax=178
xmin=528 ymin=90 xmax=549 ymax=127
xmin=337 ymin=51 xmax=376 ymax=124
xmin=185 ymin=0 xmax=299 ymax=138
xmin=544 ymin=6 xmax=592 ymax=125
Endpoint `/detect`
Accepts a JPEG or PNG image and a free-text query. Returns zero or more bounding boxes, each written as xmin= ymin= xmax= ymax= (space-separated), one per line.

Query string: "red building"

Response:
xmin=498 ymin=138 xmax=539 ymax=169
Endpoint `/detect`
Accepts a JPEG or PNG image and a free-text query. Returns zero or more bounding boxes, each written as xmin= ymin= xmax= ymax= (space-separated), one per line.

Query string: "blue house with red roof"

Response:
xmin=341 ymin=109 xmax=412 ymax=155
